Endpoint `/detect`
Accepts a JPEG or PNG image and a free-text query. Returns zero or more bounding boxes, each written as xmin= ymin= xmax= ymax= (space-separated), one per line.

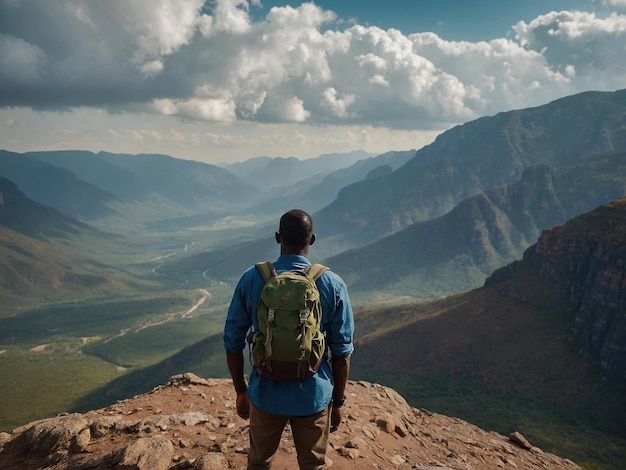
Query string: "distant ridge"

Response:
xmin=0 ymin=176 xmax=87 ymax=238
xmin=0 ymin=150 xmax=119 ymax=220
xmin=316 ymin=88 xmax=626 ymax=244
xmin=219 ymin=149 xmax=375 ymax=189
xmin=327 ymin=152 xmax=626 ymax=301
xmin=0 ymin=149 xmax=260 ymax=226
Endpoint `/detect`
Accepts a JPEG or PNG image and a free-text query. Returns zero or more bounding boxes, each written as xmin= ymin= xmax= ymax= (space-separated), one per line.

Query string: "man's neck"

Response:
xmin=280 ymin=247 xmax=309 ymax=257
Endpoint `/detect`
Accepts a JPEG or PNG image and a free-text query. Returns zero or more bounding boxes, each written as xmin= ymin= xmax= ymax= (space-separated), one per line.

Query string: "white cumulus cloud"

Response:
xmin=0 ymin=1 xmax=625 ymax=130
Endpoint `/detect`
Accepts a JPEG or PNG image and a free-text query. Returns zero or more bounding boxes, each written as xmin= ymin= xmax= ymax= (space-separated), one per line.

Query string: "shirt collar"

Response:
xmin=276 ymin=254 xmax=310 ymax=265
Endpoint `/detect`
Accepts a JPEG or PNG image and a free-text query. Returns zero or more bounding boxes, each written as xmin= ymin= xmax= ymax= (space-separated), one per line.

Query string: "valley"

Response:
xmin=1 ymin=88 xmax=626 ymax=469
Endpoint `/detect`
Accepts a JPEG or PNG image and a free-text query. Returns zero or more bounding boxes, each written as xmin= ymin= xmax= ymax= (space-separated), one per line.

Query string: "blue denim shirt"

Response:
xmin=224 ymin=254 xmax=354 ymax=416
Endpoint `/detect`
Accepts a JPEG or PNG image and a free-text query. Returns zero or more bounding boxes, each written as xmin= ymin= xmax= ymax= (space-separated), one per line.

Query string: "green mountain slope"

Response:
xmin=0 ymin=177 xmax=156 ymax=311
xmin=71 ymin=333 xmax=228 ymax=412
xmin=0 ymin=176 xmax=89 ymax=238
xmin=0 ymin=150 xmax=119 ymax=220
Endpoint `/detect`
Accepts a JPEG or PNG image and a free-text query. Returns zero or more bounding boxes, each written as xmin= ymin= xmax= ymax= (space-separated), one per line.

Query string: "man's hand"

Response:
xmin=236 ymin=391 xmax=250 ymax=420
xmin=330 ymin=405 xmax=342 ymax=432
xmin=226 ymin=350 xmax=249 ymax=419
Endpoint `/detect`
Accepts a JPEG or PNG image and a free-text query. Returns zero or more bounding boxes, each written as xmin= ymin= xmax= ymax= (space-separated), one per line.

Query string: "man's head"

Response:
xmin=275 ymin=209 xmax=316 ymax=255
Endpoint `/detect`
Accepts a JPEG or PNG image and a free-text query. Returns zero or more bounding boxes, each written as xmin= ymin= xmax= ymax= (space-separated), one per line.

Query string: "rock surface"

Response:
xmin=0 ymin=373 xmax=581 ymax=469
xmin=523 ymin=197 xmax=626 ymax=380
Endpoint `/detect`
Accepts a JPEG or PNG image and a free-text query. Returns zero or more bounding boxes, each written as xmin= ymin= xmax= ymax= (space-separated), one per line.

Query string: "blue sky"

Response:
xmin=1 ymin=0 xmax=625 ymax=163
xmin=257 ymin=1 xmax=595 ymax=40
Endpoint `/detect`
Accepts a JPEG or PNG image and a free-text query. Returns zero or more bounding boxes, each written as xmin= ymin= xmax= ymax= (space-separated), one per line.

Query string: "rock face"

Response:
xmin=523 ymin=197 xmax=626 ymax=380
xmin=0 ymin=373 xmax=581 ymax=470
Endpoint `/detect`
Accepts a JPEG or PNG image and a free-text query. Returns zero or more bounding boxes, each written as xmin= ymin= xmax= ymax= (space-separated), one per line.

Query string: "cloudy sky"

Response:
xmin=1 ymin=0 xmax=625 ymax=164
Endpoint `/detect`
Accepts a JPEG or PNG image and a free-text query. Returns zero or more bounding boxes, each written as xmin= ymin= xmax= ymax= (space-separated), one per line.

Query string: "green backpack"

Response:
xmin=250 ymin=261 xmax=328 ymax=381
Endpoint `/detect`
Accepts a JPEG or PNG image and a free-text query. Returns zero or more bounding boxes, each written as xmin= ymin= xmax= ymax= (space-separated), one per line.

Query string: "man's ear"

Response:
xmin=275 ymin=232 xmax=281 ymax=244
xmin=309 ymin=233 xmax=316 ymax=246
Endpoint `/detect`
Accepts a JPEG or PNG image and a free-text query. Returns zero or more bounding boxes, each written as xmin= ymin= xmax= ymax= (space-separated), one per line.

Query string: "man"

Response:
xmin=224 ymin=209 xmax=354 ymax=470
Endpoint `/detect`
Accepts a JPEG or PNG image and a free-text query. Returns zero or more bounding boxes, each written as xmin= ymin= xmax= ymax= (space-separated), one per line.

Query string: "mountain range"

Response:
xmin=156 ymin=90 xmax=626 ymax=302
xmin=328 ymin=152 xmax=626 ymax=301
xmin=236 ymin=149 xmax=417 ymax=219
xmin=0 ymin=150 xmax=262 ymax=234
xmin=218 ymin=149 xmax=375 ymax=189
xmin=316 ymin=89 xmax=626 ymax=243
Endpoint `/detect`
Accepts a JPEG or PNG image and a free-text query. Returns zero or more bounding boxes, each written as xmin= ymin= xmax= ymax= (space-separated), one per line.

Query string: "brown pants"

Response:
xmin=247 ymin=402 xmax=331 ymax=470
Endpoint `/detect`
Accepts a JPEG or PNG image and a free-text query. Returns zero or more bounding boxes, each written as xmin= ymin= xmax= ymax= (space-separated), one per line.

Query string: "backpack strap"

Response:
xmin=255 ymin=261 xmax=277 ymax=358
xmin=255 ymin=261 xmax=276 ymax=282
xmin=305 ymin=263 xmax=329 ymax=281
xmin=257 ymin=262 xmax=326 ymax=282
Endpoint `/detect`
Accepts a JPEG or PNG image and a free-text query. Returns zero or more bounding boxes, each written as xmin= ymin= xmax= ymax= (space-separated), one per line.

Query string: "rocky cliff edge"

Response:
xmin=0 ymin=373 xmax=580 ymax=470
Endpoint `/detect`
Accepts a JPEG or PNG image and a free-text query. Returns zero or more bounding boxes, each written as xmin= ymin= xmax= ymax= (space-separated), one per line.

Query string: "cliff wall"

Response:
xmin=523 ymin=197 xmax=626 ymax=379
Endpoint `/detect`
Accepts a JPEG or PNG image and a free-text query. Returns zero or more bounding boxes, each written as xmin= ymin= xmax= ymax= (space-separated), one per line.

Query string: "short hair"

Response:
xmin=279 ymin=209 xmax=313 ymax=248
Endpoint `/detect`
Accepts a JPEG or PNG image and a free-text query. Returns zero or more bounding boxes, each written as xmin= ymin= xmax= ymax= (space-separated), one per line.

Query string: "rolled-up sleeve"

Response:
xmin=322 ymin=272 xmax=354 ymax=357
xmin=223 ymin=275 xmax=254 ymax=353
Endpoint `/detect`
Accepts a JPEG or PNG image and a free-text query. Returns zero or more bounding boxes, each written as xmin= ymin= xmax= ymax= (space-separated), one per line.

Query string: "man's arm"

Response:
xmin=331 ymin=354 xmax=350 ymax=401
xmin=330 ymin=354 xmax=351 ymax=432
xmin=224 ymin=269 xmax=257 ymax=419
xmin=226 ymin=349 xmax=250 ymax=419
xmin=226 ymin=349 xmax=248 ymax=394
xmin=319 ymin=271 xmax=354 ymax=431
